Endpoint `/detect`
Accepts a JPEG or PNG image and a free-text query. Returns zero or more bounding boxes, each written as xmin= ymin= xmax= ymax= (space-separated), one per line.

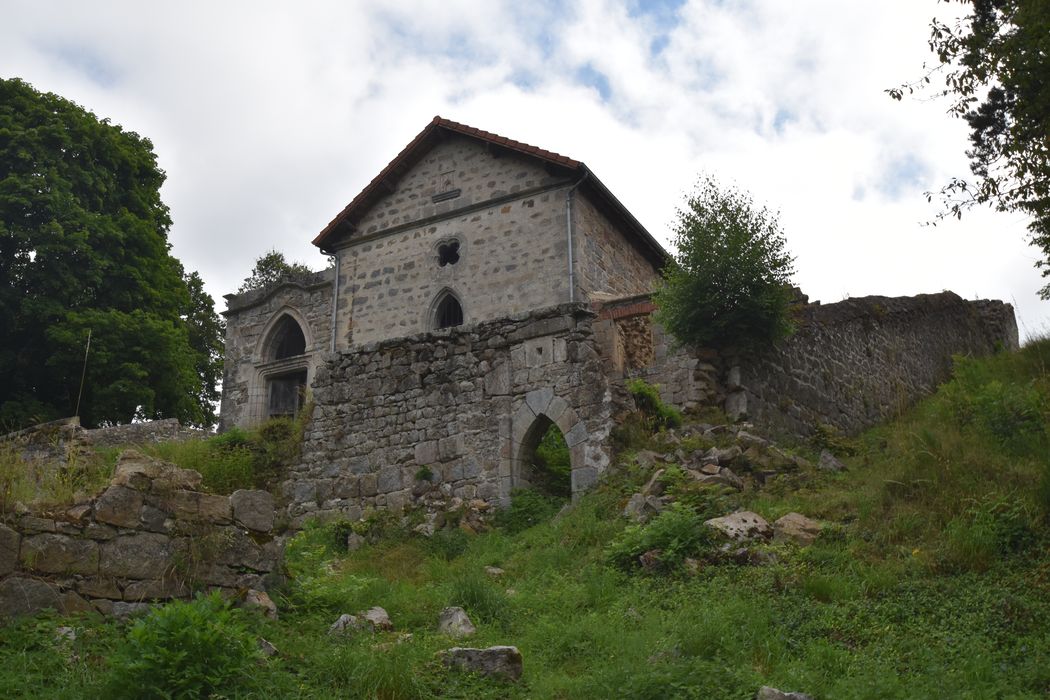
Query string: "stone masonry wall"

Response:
xmin=574 ymin=194 xmax=661 ymax=302
xmin=220 ymin=269 xmax=334 ymax=429
xmin=334 ymin=137 xmax=575 ymax=347
xmin=591 ymin=296 xmax=722 ymax=413
xmin=0 ymin=451 xmax=278 ymax=620
xmin=286 ymin=304 xmax=615 ymax=526
xmin=732 ymin=292 xmax=1020 ymax=436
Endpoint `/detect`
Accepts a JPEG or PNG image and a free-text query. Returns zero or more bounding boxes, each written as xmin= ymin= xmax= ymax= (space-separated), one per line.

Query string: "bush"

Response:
xmin=148 ymin=411 xmax=307 ymax=494
xmin=626 ymin=379 xmax=682 ymax=432
xmin=607 ymin=502 xmax=714 ymax=573
xmin=653 ymin=175 xmax=796 ymax=352
xmin=106 ymin=592 xmax=259 ymax=699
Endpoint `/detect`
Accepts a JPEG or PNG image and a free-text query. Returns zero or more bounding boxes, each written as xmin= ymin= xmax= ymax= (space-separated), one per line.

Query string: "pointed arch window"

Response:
xmin=268 ymin=315 xmax=306 ymax=360
xmin=434 ymin=292 xmax=464 ymax=329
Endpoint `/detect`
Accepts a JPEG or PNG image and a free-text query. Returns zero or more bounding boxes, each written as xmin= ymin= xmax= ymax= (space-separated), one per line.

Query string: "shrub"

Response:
xmin=653 ymin=175 xmax=796 ymax=352
xmin=626 ymin=379 xmax=682 ymax=431
xmin=607 ymin=502 xmax=713 ymax=573
xmin=105 ymin=592 xmax=259 ymax=699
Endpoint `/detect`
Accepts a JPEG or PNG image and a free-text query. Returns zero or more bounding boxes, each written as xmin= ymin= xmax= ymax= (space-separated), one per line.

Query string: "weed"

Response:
xmin=105 ymin=593 xmax=259 ymax=699
xmin=626 ymin=378 xmax=683 ymax=431
xmin=607 ymin=502 xmax=714 ymax=572
xmin=446 ymin=572 xmax=509 ymax=625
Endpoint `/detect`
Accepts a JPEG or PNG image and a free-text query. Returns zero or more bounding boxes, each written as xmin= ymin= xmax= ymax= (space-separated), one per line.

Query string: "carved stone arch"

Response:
xmin=426 ymin=287 xmax=465 ymax=331
xmin=255 ymin=306 xmax=314 ymax=363
xmin=505 ymin=388 xmax=590 ymax=502
xmin=247 ymin=306 xmax=315 ymax=425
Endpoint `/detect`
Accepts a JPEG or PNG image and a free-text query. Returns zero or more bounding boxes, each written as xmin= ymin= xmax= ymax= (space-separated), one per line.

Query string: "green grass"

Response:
xmin=1 ymin=341 xmax=1049 ymax=698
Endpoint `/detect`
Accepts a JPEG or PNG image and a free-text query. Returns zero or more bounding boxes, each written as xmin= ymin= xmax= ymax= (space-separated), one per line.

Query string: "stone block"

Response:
xmin=214 ymin=528 xmax=277 ymax=572
xmin=376 ymin=466 xmax=403 ymax=494
xmin=123 ymin=577 xmax=190 ymax=602
xmin=415 ymin=440 xmax=439 ymax=465
xmin=571 ymin=466 xmax=599 ymax=494
xmin=0 ymin=577 xmax=61 ymax=618
xmin=20 ymin=533 xmax=98 ymax=575
xmin=198 ymin=493 xmax=233 ymax=523
xmin=231 ymin=490 xmax=274 ymax=532
xmin=140 ymin=505 xmax=173 ymax=533
xmin=564 ymin=421 xmax=588 ymax=448
xmin=545 ymin=395 xmax=569 ymax=423
xmin=333 ymin=476 xmax=360 ymax=499
xmin=438 ymin=435 xmax=463 ymax=461
xmin=76 ymin=577 xmax=123 ymax=600
xmin=525 ymin=387 xmax=554 ymax=416
xmin=19 ymin=516 xmax=56 ymax=533
xmin=100 ymin=533 xmax=182 ymax=580
xmin=84 ymin=523 xmax=117 ymax=540
xmin=483 ymin=362 xmax=511 ymax=396
xmin=0 ymin=524 xmax=19 ymax=576
xmin=440 ymin=646 xmax=523 ymax=681
xmin=359 ymin=474 xmax=378 ymax=497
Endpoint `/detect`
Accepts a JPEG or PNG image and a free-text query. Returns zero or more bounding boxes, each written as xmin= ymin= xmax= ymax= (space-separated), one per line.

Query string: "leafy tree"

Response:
xmin=0 ymin=78 xmax=222 ymax=428
xmin=653 ymin=175 xmax=796 ymax=352
xmin=237 ymin=249 xmax=315 ymax=293
xmin=889 ymin=0 xmax=1050 ymax=297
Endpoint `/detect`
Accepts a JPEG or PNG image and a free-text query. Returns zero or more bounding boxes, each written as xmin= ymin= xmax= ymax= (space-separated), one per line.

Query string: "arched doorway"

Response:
xmin=518 ymin=416 xmax=572 ymax=499
xmin=506 ymin=388 xmax=596 ymax=503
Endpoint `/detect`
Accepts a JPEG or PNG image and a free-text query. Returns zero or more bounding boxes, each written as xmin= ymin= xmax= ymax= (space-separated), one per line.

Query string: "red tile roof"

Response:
xmin=312 ymin=116 xmax=667 ymax=267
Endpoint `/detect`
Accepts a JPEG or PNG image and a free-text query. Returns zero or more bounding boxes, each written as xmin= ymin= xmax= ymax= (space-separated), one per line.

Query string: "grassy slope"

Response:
xmin=1 ymin=341 xmax=1049 ymax=699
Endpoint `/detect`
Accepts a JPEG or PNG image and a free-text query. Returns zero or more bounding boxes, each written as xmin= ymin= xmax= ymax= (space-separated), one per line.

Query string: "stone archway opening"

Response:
xmin=518 ymin=416 xmax=572 ymax=500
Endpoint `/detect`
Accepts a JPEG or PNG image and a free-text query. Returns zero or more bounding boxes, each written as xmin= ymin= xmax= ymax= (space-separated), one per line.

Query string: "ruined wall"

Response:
xmin=732 ymin=292 xmax=1019 ymax=436
xmin=220 ymin=269 xmax=334 ymax=429
xmin=574 ymin=194 xmax=662 ymax=302
xmin=591 ymin=296 xmax=722 ymax=413
xmin=0 ymin=451 xmax=278 ymax=619
xmin=333 ymin=137 xmax=575 ymax=347
xmin=285 ymin=304 xmax=615 ymax=526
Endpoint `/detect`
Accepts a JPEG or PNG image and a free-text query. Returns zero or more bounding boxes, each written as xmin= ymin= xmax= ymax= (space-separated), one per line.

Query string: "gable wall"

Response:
xmin=573 ymin=194 xmax=661 ymax=301
xmin=334 ymin=138 xmax=577 ymax=347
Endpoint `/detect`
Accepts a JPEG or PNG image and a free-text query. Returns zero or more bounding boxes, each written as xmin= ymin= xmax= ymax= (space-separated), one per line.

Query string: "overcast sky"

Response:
xmin=4 ymin=0 xmax=1048 ymax=339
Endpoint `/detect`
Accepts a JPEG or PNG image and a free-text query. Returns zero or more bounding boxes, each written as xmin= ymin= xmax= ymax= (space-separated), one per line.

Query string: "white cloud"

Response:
xmin=2 ymin=0 xmax=1046 ymax=337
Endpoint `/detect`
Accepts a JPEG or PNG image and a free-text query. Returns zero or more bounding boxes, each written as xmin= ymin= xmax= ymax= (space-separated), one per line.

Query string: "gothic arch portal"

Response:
xmin=505 ymin=389 xmax=594 ymax=503
xmin=250 ymin=307 xmax=315 ymax=424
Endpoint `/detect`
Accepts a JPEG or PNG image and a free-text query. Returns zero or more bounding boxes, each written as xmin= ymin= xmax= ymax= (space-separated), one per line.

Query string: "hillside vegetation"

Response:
xmin=1 ymin=340 xmax=1049 ymax=699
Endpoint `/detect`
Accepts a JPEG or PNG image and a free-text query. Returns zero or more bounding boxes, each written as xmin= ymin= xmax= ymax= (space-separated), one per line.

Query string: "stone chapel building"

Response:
xmin=220 ymin=117 xmax=668 ymax=431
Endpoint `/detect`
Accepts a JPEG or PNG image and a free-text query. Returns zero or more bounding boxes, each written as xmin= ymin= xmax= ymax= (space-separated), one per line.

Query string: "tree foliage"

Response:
xmin=889 ymin=0 xmax=1050 ymax=297
xmin=654 ymin=176 xmax=796 ymax=352
xmin=237 ymin=249 xmax=315 ymax=293
xmin=0 ymin=78 xmax=223 ymax=428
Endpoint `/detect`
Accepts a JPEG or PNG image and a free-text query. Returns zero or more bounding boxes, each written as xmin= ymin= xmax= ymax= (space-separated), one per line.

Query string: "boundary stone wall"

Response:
xmin=0 ymin=451 xmax=278 ymax=620
xmin=731 ymin=291 xmax=1019 ymax=436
